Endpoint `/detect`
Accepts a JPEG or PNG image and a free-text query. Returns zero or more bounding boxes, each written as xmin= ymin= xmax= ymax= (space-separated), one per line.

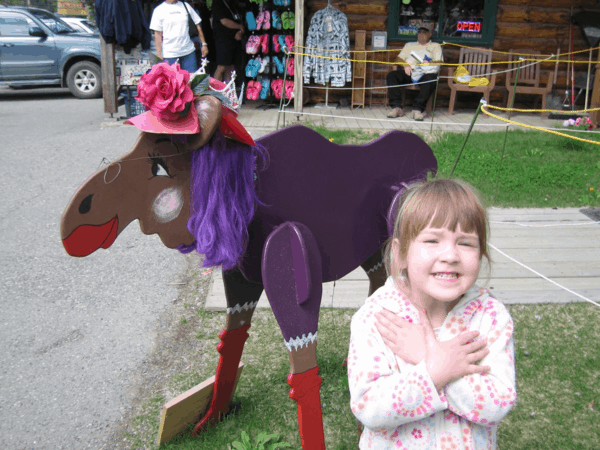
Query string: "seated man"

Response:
xmin=386 ymin=26 xmax=443 ymax=121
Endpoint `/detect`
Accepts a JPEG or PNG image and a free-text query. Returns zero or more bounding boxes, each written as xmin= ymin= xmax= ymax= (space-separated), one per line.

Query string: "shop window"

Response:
xmin=388 ymin=0 xmax=499 ymax=46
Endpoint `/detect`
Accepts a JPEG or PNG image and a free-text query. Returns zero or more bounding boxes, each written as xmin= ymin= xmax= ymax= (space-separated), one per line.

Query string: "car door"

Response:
xmin=0 ymin=10 xmax=60 ymax=82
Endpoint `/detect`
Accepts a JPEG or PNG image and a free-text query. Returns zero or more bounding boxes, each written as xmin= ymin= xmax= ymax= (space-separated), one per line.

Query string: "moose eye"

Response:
xmin=148 ymin=154 xmax=171 ymax=178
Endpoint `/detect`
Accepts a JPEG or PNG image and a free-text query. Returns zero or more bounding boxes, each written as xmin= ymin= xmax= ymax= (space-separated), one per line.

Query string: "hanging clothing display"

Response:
xmin=96 ymin=0 xmax=152 ymax=53
xmin=244 ymin=0 xmax=296 ymax=104
xmin=302 ymin=6 xmax=351 ymax=87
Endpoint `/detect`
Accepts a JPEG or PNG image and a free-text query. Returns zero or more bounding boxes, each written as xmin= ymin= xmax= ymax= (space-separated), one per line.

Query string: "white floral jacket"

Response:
xmin=348 ymin=277 xmax=517 ymax=449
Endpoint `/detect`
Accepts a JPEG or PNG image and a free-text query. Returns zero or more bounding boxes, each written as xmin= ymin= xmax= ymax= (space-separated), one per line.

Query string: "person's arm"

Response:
xmin=348 ymin=304 xmax=448 ymax=430
xmin=220 ymin=17 xmax=244 ymax=32
xmin=196 ymin=24 xmax=209 ymax=57
xmin=154 ymin=30 xmax=163 ymax=59
xmin=396 ymin=47 xmax=412 ymax=76
xmin=442 ymin=301 xmax=517 ymax=426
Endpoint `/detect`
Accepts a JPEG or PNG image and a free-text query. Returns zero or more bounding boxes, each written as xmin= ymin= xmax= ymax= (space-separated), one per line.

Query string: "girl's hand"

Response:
xmin=374 ymin=309 xmax=426 ymax=365
xmin=420 ymin=310 xmax=491 ymax=392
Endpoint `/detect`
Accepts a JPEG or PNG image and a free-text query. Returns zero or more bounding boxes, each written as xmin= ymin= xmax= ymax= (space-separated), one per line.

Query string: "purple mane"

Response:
xmin=177 ymin=130 xmax=267 ymax=269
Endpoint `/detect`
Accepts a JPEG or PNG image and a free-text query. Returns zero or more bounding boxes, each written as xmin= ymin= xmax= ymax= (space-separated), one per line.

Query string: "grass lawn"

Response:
xmin=131 ymin=303 xmax=599 ymax=450
xmin=302 ymin=124 xmax=600 ymax=208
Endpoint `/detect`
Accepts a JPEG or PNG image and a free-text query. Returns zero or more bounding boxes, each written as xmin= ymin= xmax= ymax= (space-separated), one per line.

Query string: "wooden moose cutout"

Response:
xmin=60 ymin=63 xmax=437 ymax=448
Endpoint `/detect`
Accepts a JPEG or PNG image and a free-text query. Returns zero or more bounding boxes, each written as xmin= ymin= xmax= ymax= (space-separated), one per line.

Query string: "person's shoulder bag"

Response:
xmin=184 ymin=2 xmax=199 ymax=38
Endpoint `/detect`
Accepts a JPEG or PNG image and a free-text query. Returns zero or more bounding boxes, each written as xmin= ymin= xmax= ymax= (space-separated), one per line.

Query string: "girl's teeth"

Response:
xmin=434 ymin=273 xmax=458 ymax=279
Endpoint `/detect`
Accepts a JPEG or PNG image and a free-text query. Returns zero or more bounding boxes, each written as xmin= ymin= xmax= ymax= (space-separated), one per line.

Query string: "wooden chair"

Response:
xmin=505 ymin=49 xmax=554 ymax=118
xmin=447 ymin=47 xmax=497 ymax=114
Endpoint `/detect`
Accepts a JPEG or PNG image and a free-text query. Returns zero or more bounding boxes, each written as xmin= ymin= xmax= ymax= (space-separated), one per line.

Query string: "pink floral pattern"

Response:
xmin=348 ymin=277 xmax=517 ymax=449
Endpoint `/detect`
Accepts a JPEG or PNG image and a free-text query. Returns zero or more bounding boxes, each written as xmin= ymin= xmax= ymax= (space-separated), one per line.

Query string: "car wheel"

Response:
xmin=66 ymin=61 xmax=102 ymax=99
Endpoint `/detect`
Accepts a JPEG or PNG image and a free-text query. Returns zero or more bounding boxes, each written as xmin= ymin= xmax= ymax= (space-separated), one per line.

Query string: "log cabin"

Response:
xmin=295 ymin=0 xmax=600 ymax=112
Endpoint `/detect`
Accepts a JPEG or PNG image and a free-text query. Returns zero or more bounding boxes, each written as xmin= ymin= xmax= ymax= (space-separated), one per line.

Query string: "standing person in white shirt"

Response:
xmin=150 ymin=0 xmax=209 ymax=73
xmin=386 ymin=26 xmax=443 ymax=121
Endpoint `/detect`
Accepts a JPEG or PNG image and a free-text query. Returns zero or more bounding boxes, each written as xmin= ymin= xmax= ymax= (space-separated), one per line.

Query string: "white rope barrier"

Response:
xmin=277 ymin=110 xmax=512 ymax=128
xmin=491 ymin=220 xmax=600 ymax=227
xmin=489 ymin=243 xmax=600 ymax=308
xmin=298 ymin=53 xmax=555 ymax=91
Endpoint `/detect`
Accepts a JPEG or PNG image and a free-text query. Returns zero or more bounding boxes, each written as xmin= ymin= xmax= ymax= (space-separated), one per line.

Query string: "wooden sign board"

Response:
xmin=57 ymin=0 xmax=87 ymax=16
xmin=157 ymin=362 xmax=245 ymax=445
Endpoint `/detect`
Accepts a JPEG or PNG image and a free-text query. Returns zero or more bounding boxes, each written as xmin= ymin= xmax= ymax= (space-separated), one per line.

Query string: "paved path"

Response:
xmin=237 ymin=103 xmax=564 ymax=136
xmin=206 ymin=207 xmax=600 ymax=310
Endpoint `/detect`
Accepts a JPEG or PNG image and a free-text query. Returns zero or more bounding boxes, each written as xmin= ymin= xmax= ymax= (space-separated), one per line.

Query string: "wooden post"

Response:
xmin=100 ymin=35 xmax=118 ymax=115
xmin=294 ymin=0 xmax=304 ymax=118
xmin=590 ymin=49 xmax=600 ymax=125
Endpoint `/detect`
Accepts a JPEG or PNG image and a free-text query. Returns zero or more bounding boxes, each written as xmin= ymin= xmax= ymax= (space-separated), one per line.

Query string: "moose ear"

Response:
xmin=186 ymin=95 xmax=222 ymax=150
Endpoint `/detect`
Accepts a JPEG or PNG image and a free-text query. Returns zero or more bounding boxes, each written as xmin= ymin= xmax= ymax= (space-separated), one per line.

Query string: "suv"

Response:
xmin=0 ymin=6 xmax=102 ymax=98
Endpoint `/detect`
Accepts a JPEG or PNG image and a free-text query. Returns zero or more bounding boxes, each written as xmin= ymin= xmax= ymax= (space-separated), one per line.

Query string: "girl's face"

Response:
xmin=397 ymin=223 xmax=481 ymax=306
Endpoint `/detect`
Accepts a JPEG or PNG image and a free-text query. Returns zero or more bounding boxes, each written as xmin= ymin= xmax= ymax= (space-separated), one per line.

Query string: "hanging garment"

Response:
xmin=302 ymin=6 xmax=351 ymax=87
xmin=96 ymin=0 xmax=152 ymax=53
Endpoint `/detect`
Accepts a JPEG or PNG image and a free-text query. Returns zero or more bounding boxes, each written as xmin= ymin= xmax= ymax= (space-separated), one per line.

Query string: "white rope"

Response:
xmin=304 ymin=77 xmax=439 ymax=91
xmin=489 ymin=243 xmax=600 ymax=308
xmin=490 ymin=220 xmax=600 ymax=227
xmin=300 ymin=55 xmax=554 ymax=91
xmin=541 ymin=126 xmax=600 ymax=135
xmin=277 ymin=110 xmax=511 ymax=128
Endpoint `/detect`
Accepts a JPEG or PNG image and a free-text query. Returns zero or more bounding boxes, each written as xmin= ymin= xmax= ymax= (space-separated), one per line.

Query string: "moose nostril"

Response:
xmin=79 ymin=194 xmax=93 ymax=214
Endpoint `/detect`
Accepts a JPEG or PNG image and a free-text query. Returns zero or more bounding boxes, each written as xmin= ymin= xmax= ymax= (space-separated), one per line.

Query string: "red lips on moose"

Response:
xmin=62 ymin=216 xmax=119 ymax=257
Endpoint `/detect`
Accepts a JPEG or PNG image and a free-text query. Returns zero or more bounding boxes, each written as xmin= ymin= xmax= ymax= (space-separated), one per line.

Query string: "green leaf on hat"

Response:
xmin=190 ymin=73 xmax=209 ymax=91
xmin=179 ymin=101 xmax=192 ymax=118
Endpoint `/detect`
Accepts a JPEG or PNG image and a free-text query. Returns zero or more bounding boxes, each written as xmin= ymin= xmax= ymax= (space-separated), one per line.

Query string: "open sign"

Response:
xmin=456 ymin=21 xmax=481 ymax=32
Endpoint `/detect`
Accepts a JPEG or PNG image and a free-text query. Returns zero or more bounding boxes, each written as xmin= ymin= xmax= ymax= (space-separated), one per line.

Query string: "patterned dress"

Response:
xmin=302 ymin=7 xmax=351 ymax=87
xmin=348 ymin=277 xmax=517 ymax=449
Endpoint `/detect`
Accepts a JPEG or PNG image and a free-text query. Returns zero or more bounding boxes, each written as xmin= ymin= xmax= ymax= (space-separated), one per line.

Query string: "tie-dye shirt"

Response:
xmin=348 ymin=277 xmax=517 ymax=449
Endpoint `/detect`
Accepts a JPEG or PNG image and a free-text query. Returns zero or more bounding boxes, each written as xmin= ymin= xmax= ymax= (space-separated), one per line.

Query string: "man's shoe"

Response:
xmin=387 ymin=107 xmax=404 ymax=118
xmin=412 ymin=110 xmax=424 ymax=121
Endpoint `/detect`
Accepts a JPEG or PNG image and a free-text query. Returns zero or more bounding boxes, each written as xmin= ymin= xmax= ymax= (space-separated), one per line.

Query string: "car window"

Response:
xmin=0 ymin=12 xmax=35 ymax=36
xmin=67 ymin=21 xmax=85 ymax=32
xmin=81 ymin=20 xmax=97 ymax=32
xmin=28 ymin=9 xmax=73 ymax=33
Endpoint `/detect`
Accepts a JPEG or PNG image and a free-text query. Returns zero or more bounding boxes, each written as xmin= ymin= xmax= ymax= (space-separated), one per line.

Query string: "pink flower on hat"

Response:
xmin=136 ymin=62 xmax=194 ymax=121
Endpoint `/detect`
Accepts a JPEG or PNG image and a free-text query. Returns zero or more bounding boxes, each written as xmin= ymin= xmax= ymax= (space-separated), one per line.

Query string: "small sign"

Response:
xmin=456 ymin=21 xmax=481 ymax=33
xmin=57 ymin=0 xmax=87 ymax=16
xmin=372 ymin=31 xmax=387 ymax=49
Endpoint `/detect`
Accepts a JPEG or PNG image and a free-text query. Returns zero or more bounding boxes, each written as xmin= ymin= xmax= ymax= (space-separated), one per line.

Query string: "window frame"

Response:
xmin=387 ymin=0 xmax=499 ymax=47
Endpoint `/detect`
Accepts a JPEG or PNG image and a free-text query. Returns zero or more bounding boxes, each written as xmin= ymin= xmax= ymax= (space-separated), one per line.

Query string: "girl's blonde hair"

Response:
xmin=384 ymin=178 xmax=490 ymax=282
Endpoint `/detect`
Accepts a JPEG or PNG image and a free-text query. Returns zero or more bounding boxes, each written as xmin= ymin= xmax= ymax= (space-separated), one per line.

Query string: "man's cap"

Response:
xmin=417 ymin=26 xmax=431 ymax=33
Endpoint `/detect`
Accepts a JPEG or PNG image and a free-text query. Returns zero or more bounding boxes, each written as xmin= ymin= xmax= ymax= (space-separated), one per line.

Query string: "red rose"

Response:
xmin=136 ymin=62 xmax=194 ymax=121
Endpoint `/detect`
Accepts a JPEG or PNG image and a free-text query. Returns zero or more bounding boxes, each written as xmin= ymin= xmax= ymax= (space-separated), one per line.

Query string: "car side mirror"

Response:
xmin=29 ymin=26 xmax=46 ymax=37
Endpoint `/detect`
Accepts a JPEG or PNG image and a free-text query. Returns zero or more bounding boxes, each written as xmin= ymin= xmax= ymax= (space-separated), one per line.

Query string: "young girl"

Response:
xmin=348 ymin=178 xmax=517 ymax=449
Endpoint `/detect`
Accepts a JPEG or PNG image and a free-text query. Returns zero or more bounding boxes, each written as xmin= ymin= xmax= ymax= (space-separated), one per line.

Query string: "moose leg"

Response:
xmin=360 ymin=246 xmax=387 ymax=296
xmin=262 ymin=222 xmax=326 ymax=450
xmin=191 ymin=267 xmax=263 ymax=436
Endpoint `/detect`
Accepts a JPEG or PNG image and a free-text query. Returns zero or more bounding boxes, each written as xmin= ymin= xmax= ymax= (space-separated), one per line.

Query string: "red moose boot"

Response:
xmin=287 ymin=366 xmax=326 ymax=449
xmin=191 ymin=325 xmax=250 ymax=436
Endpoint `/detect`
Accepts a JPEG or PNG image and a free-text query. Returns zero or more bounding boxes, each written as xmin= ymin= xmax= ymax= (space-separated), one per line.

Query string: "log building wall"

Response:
xmin=302 ymin=0 xmax=600 ymax=109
